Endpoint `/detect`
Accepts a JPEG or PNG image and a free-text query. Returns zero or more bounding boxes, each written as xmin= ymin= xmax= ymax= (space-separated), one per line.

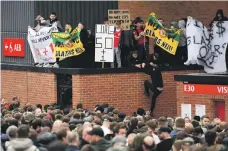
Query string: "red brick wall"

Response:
xmin=119 ymin=1 xmax=228 ymax=26
xmin=1 ymin=70 xmax=56 ymax=107
xmin=72 ymin=70 xmax=199 ymax=117
xmin=176 ymin=82 xmax=228 ymax=121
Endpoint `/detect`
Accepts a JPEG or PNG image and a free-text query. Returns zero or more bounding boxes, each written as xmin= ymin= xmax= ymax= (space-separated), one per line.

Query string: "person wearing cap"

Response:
xmin=33 ymin=15 xmax=47 ymax=32
xmin=156 ymin=127 xmax=173 ymax=151
xmin=87 ymin=127 xmax=112 ymax=151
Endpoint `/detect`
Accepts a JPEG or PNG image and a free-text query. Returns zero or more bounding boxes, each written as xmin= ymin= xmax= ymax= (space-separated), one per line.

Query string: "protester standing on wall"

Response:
xmin=177 ymin=18 xmax=187 ymax=64
xmin=111 ymin=21 xmax=122 ymax=68
xmin=45 ymin=12 xmax=64 ymax=32
xmin=33 ymin=15 xmax=46 ymax=32
xmin=133 ymin=18 xmax=149 ymax=63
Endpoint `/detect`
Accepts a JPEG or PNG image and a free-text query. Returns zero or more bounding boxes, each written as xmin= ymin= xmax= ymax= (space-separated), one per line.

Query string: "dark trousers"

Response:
xmin=121 ymin=45 xmax=131 ymax=67
xmin=144 ymin=80 xmax=162 ymax=112
xmin=137 ymin=43 xmax=149 ymax=62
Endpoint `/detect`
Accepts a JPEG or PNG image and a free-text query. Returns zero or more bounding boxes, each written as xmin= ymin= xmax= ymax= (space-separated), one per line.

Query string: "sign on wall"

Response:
xmin=195 ymin=104 xmax=206 ymax=118
xmin=181 ymin=104 xmax=192 ymax=119
xmin=108 ymin=9 xmax=131 ymax=30
xmin=185 ymin=17 xmax=228 ymax=73
xmin=183 ymin=84 xmax=228 ymax=95
xmin=95 ymin=24 xmax=114 ymax=62
xmin=27 ymin=23 xmax=58 ymax=64
xmin=3 ymin=38 xmax=24 ymax=57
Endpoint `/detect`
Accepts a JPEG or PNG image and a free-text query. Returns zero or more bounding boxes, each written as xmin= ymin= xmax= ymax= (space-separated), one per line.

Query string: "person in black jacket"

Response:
xmin=127 ymin=50 xmax=142 ymax=67
xmin=139 ymin=53 xmax=163 ymax=115
xmin=209 ymin=9 xmax=228 ymax=27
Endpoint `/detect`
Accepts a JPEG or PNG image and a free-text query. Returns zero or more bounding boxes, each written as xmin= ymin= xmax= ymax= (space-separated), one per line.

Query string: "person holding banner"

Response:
xmin=133 ymin=18 xmax=149 ymax=63
xmin=45 ymin=12 xmax=64 ymax=32
xmin=111 ymin=21 xmax=122 ymax=68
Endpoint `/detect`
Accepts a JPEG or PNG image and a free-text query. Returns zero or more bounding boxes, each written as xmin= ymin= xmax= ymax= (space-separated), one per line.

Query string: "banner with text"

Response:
xmin=185 ymin=17 xmax=228 ymax=73
xmin=27 ymin=23 xmax=58 ymax=63
xmin=144 ymin=12 xmax=180 ymax=55
xmin=108 ymin=9 xmax=131 ymax=30
xmin=52 ymin=27 xmax=85 ymax=58
xmin=95 ymin=24 xmax=115 ymax=62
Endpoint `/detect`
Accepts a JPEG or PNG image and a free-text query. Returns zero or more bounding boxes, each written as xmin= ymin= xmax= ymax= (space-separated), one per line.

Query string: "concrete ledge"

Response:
xmin=1 ymin=63 xmax=202 ymax=75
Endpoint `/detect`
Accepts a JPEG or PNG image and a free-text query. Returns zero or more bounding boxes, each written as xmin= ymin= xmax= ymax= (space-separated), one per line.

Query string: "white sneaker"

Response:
xmin=36 ymin=63 xmax=43 ymax=67
xmin=43 ymin=63 xmax=52 ymax=67
xmin=52 ymin=63 xmax=59 ymax=68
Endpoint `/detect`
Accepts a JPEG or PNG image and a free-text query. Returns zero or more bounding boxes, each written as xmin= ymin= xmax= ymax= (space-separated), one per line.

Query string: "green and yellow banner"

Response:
xmin=52 ymin=27 xmax=85 ymax=58
xmin=144 ymin=13 xmax=180 ymax=55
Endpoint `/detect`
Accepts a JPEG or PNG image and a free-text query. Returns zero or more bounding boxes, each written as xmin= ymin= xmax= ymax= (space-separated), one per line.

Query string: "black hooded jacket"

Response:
xmin=209 ymin=9 xmax=228 ymax=27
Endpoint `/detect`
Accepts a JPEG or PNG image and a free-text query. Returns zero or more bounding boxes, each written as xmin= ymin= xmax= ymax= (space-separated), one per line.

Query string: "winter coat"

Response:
xmin=7 ymin=138 xmax=39 ymax=151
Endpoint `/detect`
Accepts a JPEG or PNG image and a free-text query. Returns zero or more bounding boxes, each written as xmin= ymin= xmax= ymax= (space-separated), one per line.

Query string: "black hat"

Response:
xmin=157 ymin=127 xmax=171 ymax=134
xmin=87 ymin=128 xmax=104 ymax=137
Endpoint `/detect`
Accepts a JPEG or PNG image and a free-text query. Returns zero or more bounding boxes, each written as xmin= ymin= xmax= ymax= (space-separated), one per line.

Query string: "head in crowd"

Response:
xmin=134 ymin=17 xmax=143 ymax=28
xmin=112 ymin=136 xmax=127 ymax=147
xmin=157 ymin=127 xmax=171 ymax=140
xmin=216 ymin=9 xmax=225 ymax=21
xmin=170 ymin=21 xmax=178 ymax=29
xmin=158 ymin=116 xmax=168 ymax=128
xmin=201 ymin=115 xmax=210 ymax=127
xmin=104 ymin=17 xmax=109 ymax=25
xmin=67 ymin=131 xmax=80 ymax=146
xmin=175 ymin=117 xmax=185 ymax=129
xmin=35 ymin=15 xmax=44 ymax=24
xmin=132 ymin=50 xmax=138 ymax=58
xmin=50 ymin=12 xmax=57 ymax=21
xmin=142 ymin=136 xmax=155 ymax=151
xmin=114 ymin=123 xmax=127 ymax=137
xmin=87 ymin=127 xmax=104 ymax=143
xmin=78 ymin=22 xmax=84 ymax=30
xmin=184 ymin=117 xmax=191 ymax=124
xmin=65 ymin=23 xmax=72 ymax=32
xmin=115 ymin=21 xmax=121 ymax=30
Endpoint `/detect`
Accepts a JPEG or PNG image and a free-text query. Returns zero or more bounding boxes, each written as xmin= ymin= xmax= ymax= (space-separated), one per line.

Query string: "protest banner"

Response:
xmin=108 ymin=9 xmax=131 ymax=30
xmin=27 ymin=23 xmax=58 ymax=64
xmin=144 ymin=12 xmax=181 ymax=55
xmin=52 ymin=27 xmax=85 ymax=58
xmin=185 ymin=17 xmax=228 ymax=73
xmin=95 ymin=24 xmax=115 ymax=63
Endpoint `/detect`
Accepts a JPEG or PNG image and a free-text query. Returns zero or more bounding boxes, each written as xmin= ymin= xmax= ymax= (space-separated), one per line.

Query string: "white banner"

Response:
xmin=95 ymin=24 xmax=114 ymax=62
xmin=185 ymin=17 xmax=228 ymax=73
xmin=27 ymin=23 xmax=58 ymax=64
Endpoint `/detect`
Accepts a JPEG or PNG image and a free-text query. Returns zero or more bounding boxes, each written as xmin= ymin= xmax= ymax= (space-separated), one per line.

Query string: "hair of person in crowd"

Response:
xmin=81 ymin=144 xmax=95 ymax=151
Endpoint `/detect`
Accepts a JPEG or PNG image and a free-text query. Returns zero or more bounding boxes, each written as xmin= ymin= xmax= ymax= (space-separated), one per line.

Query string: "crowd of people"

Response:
xmin=1 ymin=98 xmax=228 ymax=151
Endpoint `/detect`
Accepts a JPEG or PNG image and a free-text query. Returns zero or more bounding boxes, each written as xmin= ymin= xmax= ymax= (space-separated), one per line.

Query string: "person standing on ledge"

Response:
xmin=137 ymin=53 xmax=163 ymax=116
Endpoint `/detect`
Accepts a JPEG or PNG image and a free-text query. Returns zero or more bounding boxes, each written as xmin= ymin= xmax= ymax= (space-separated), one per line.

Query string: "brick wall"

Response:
xmin=176 ymin=82 xmax=228 ymax=121
xmin=119 ymin=1 xmax=228 ymax=26
xmin=72 ymin=70 xmax=199 ymax=117
xmin=1 ymin=70 xmax=56 ymax=107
